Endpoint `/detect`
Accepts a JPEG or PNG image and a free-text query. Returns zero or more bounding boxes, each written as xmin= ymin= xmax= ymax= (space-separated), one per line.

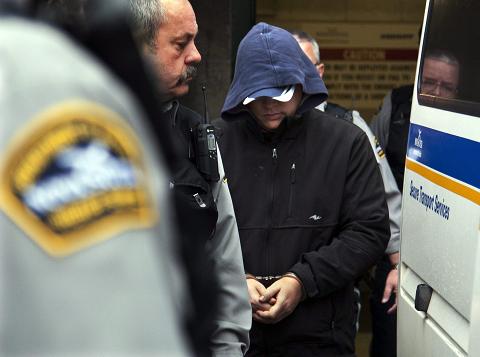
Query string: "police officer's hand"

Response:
xmin=246 ymin=278 xmax=276 ymax=314
xmin=382 ymin=268 xmax=398 ymax=314
xmin=253 ymin=275 xmax=303 ymax=324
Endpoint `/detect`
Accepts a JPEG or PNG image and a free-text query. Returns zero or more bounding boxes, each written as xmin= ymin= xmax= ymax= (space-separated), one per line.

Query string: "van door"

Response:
xmin=398 ymin=0 xmax=480 ymax=356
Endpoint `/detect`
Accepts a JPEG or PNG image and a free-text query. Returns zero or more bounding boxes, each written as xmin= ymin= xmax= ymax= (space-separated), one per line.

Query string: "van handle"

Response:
xmin=415 ymin=284 xmax=433 ymax=312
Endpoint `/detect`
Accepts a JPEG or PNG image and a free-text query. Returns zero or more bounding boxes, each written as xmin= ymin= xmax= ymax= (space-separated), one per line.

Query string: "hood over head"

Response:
xmin=221 ymin=22 xmax=328 ymax=120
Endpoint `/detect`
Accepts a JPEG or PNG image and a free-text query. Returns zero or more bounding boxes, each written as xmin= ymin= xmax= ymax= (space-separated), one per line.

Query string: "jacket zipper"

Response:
xmin=287 ymin=163 xmax=296 ymax=217
xmin=267 ymin=147 xmax=278 ymax=276
xmin=330 ymin=296 xmax=337 ymax=343
xmin=270 ymin=149 xmax=278 ymax=218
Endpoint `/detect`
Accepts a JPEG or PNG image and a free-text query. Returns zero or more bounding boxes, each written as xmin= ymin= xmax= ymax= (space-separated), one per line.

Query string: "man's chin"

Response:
xmin=169 ymin=84 xmax=190 ymax=99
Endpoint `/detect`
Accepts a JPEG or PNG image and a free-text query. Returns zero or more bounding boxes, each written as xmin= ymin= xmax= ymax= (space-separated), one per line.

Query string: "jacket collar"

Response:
xmin=243 ymin=112 xmax=306 ymax=143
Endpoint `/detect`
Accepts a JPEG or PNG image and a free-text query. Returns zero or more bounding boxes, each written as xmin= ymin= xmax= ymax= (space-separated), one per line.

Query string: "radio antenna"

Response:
xmin=202 ymin=85 xmax=209 ymax=124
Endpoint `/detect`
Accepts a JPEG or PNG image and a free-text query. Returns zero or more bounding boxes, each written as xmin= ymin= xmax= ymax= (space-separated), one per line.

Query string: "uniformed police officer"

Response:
xmin=0 ymin=12 xmax=191 ymax=356
xmin=128 ymin=1 xmax=252 ymax=356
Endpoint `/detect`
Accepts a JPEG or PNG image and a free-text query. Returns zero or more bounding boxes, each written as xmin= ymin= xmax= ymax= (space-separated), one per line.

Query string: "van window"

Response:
xmin=418 ymin=0 xmax=480 ymax=116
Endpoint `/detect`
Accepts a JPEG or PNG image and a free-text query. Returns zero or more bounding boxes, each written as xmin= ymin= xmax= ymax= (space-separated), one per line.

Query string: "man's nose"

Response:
xmin=186 ymin=43 xmax=202 ymax=64
xmin=261 ymin=98 xmax=277 ymax=108
xmin=432 ymin=83 xmax=442 ymax=96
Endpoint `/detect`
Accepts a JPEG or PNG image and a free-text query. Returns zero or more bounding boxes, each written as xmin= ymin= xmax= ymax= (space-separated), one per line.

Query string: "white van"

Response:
xmin=398 ymin=0 xmax=480 ymax=356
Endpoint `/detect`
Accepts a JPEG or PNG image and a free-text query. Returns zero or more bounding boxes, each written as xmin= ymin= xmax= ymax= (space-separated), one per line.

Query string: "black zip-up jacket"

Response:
xmin=215 ymin=109 xmax=389 ymax=355
xmin=153 ymin=101 xmax=218 ymax=356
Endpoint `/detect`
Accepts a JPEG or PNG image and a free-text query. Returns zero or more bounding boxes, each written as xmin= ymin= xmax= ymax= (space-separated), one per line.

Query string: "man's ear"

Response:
xmin=317 ymin=63 xmax=325 ymax=78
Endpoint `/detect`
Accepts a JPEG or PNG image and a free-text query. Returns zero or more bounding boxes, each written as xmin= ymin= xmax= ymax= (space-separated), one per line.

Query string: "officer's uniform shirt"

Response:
xmin=0 ymin=18 xmax=190 ymax=356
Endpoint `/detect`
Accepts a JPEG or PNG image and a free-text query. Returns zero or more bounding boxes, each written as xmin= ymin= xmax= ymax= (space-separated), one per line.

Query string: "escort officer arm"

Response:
xmin=352 ymin=111 xmax=401 ymax=313
xmin=352 ymin=111 xmax=401 ymax=257
xmin=206 ymin=147 xmax=251 ymax=356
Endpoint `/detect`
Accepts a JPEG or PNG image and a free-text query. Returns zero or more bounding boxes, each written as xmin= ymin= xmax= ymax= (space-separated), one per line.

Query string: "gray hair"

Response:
xmin=290 ymin=29 xmax=321 ymax=64
xmin=425 ymin=49 xmax=460 ymax=68
xmin=129 ymin=0 xmax=166 ymax=49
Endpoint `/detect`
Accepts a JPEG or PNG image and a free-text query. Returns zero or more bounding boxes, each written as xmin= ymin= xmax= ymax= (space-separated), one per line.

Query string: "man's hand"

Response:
xmin=382 ymin=268 xmax=398 ymax=314
xmin=253 ymin=275 xmax=303 ymax=324
xmin=246 ymin=278 xmax=275 ymax=313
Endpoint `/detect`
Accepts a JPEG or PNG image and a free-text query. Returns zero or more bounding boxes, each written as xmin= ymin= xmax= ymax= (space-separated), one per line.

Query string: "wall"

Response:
xmin=181 ymin=0 xmax=231 ymax=120
xmin=182 ymin=0 xmax=255 ymax=120
xmin=257 ymin=0 xmax=426 ymax=120
xmin=181 ymin=0 xmax=426 ymax=121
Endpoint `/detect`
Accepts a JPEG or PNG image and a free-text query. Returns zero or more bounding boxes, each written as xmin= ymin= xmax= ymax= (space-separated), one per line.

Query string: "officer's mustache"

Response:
xmin=177 ymin=65 xmax=198 ymax=85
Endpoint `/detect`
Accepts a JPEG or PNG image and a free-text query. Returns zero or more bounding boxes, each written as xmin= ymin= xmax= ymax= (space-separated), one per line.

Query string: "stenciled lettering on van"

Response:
xmin=409 ymin=179 xmax=450 ymax=220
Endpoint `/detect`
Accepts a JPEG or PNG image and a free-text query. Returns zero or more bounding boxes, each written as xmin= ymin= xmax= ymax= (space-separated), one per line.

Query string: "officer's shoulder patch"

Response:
xmin=0 ymin=100 xmax=157 ymax=257
xmin=374 ymin=136 xmax=385 ymax=158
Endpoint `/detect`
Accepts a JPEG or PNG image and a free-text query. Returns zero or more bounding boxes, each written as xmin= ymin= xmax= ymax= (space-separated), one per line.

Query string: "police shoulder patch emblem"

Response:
xmin=0 ymin=101 xmax=156 ymax=256
xmin=374 ymin=136 xmax=386 ymax=158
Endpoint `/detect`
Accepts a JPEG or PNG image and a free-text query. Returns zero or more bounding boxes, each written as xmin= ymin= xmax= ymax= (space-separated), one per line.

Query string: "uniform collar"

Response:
xmin=163 ymin=100 xmax=180 ymax=127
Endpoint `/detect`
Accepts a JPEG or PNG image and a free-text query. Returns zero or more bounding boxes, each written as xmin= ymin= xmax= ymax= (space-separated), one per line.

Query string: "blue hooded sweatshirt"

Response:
xmin=221 ymin=22 xmax=328 ymax=119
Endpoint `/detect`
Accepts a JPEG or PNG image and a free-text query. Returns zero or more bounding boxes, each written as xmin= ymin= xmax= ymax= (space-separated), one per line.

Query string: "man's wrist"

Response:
xmin=283 ymin=272 xmax=306 ymax=300
xmin=391 ymin=263 xmax=399 ymax=270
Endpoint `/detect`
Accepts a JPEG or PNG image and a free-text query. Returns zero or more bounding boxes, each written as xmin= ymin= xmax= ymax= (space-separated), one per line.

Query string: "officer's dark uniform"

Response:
xmin=152 ymin=101 xmax=251 ymax=356
xmin=383 ymin=84 xmax=414 ymax=193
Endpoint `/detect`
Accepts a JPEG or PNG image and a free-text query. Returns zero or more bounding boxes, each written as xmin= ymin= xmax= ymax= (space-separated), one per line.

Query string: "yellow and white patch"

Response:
xmin=374 ymin=136 xmax=386 ymax=158
xmin=0 ymin=100 xmax=156 ymax=257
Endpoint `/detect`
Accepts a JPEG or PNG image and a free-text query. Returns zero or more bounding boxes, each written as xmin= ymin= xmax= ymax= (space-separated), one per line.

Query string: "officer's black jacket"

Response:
xmin=215 ymin=109 xmax=389 ymax=354
xmin=166 ymin=101 xmax=219 ymax=240
xmin=157 ymin=101 xmax=218 ymax=357
xmin=387 ymin=84 xmax=414 ymax=193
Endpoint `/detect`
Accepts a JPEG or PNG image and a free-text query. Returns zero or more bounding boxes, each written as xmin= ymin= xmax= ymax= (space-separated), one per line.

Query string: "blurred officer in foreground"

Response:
xmin=0 ymin=8 xmax=191 ymax=356
xmin=128 ymin=1 xmax=251 ymax=356
xmin=41 ymin=0 xmax=226 ymax=354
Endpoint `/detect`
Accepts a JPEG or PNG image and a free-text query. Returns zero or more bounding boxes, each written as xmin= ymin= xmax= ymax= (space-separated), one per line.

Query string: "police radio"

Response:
xmin=193 ymin=86 xmax=220 ymax=182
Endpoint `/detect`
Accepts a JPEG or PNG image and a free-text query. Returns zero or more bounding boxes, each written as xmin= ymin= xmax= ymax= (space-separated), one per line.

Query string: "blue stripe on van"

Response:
xmin=407 ymin=123 xmax=480 ymax=190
